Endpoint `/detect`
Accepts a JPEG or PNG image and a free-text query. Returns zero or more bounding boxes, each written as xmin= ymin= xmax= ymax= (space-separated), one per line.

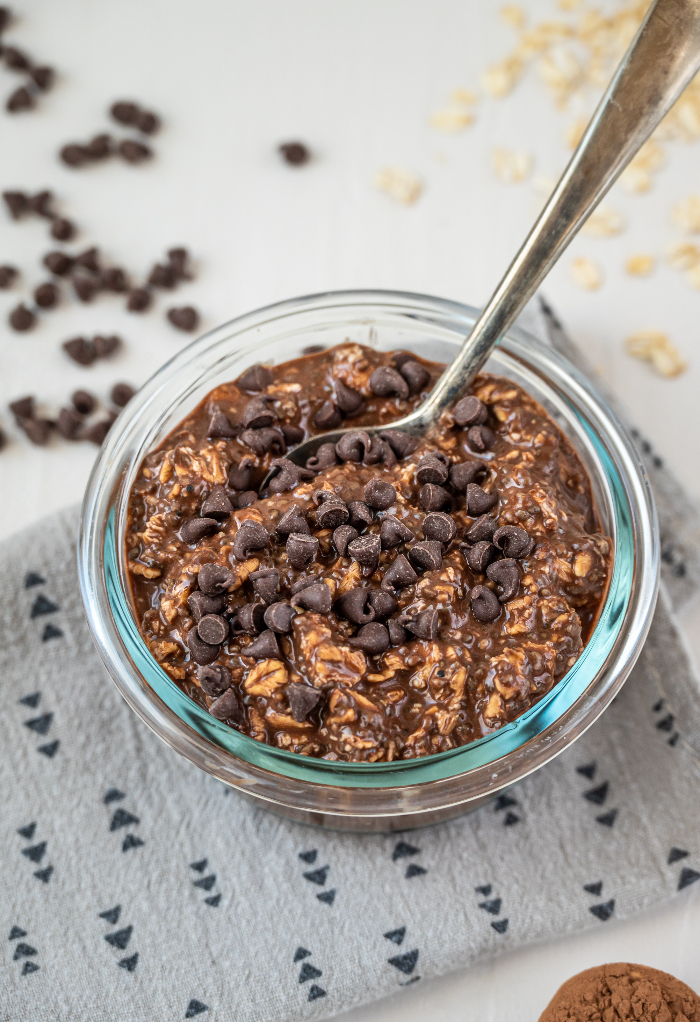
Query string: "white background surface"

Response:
xmin=1 ymin=1 xmax=699 ymax=1018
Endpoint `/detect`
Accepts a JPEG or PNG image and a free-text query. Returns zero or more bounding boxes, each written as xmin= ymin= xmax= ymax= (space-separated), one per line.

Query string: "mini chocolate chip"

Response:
xmin=82 ymin=419 xmax=112 ymax=445
xmin=287 ymin=683 xmax=323 ymax=725
xmin=237 ymin=364 xmax=273 ymax=392
xmin=0 ymin=7 xmax=11 ymax=32
xmin=30 ymin=65 xmax=54 ymax=91
xmin=249 ymin=568 xmax=280 ymax=604
xmin=73 ymin=275 xmax=97 ymax=303
xmin=335 ymin=588 xmax=375 ymax=625
xmin=314 ymin=499 xmax=349 ymax=530
xmin=43 ymin=251 xmax=74 ymax=276
xmin=453 ymin=395 xmax=488 ymax=427
xmin=60 ymin=143 xmax=89 ymax=167
xmin=227 ymin=458 xmax=254 ymax=490
xmin=4 ymin=45 xmax=30 ymax=69
xmin=240 ymin=427 xmax=286 ymax=455
xmin=465 ymin=540 xmax=497 ymax=573
xmin=333 ymin=524 xmax=359 ymax=557
xmin=187 ymin=627 xmax=220 ymax=665
xmin=101 ymin=266 xmax=128 ymax=292
xmin=286 ymin=532 xmax=318 ymax=570
xmin=33 ymin=282 xmax=58 ymax=309
xmin=379 ymin=429 xmax=419 ymax=459
xmin=201 ymin=484 xmax=234 ymax=520
xmin=367 ymin=589 xmax=396 ymax=619
xmin=387 ymin=618 xmax=408 ymax=645
xmin=197 ymin=614 xmax=229 ymax=645
xmin=313 ymin=401 xmax=343 ymax=430
xmin=110 ymin=101 xmax=140 ymax=125
xmin=242 ymin=396 xmax=276 ymax=429
xmin=275 ymin=507 xmax=310 ymax=537
xmin=119 ymin=139 xmax=152 ymax=163
xmin=56 ymin=407 xmax=82 ymax=440
xmin=335 ymin=379 xmax=364 ymax=415
xmin=71 ymin=389 xmax=95 ymax=415
xmin=404 ymin=608 xmax=439 ymax=641
xmin=465 ymin=514 xmax=497 ymax=543
xmin=291 ymin=582 xmax=332 ymax=614
xmin=281 ymin=423 xmax=304 ymax=446
xmin=75 ymin=246 xmax=100 ymax=273
xmin=279 ymin=142 xmax=310 ymax=165
xmin=305 ymin=442 xmax=338 ymax=471
xmin=233 ymin=520 xmax=269 ymax=560
xmin=268 ymin=458 xmax=313 ymax=494
xmin=63 ymin=337 xmax=97 ymax=366
xmin=208 ymin=687 xmax=243 ymax=723
xmin=148 ymin=262 xmax=177 ymax=288
xmin=379 ymin=516 xmax=414 ymax=549
xmin=348 ymin=534 xmax=381 ymax=572
xmin=188 ymin=591 xmax=225 ymax=621
xmin=470 ymin=585 xmax=501 ymax=623
xmin=348 ymin=622 xmax=389 ymax=655
xmin=208 ymin=411 xmax=238 ymax=438
xmin=167 ymin=248 xmax=191 ymax=280
xmin=409 ymin=540 xmax=443 ymax=572
xmin=369 ymin=365 xmax=409 ymax=400
xmin=19 ymin=417 xmax=51 ymax=445
xmin=0 ymin=264 xmax=18 ymax=287
xmin=381 ymin=553 xmax=418 ymax=590
xmin=486 ymin=558 xmax=520 ymax=602
xmin=245 ymin=629 xmax=281 ymax=659
xmin=136 ymin=110 xmax=160 ymax=134
xmin=3 ymin=190 xmax=29 ymax=219
xmin=336 ymin=430 xmax=371 ymax=463
xmin=198 ymin=562 xmax=235 ymax=595
xmin=263 ymin=601 xmax=296 ymax=633
xmin=290 ymin=575 xmax=321 ymax=596
xmin=233 ymin=602 xmax=267 ymax=634
xmin=422 ymin=511 xmax=457 ymax=544
xmin=9 ymin=304 xmax=36 ymax=331
xmin=51 ymin=218 xmax=75 ymax=242
xmin=9 ymin=396 xmax=35 ymax=420
xmin=94 ymin=335 xmax=121 ymax=358
xmin=126 ymin=287 xmax=151 ymax=312
xmin=28 ymin=191 xmax=54 ymax=217
xmin=198 ymin=664 xmax=232 ymax=698
xmin=399 ymin=359 xmax=430 ymax=394
xmin=492 ymin=525 xmax=531 ymax=559
xmin=467 ymin=483 xmax=498 ymax=516
xmin=467 ymin=424 xmax=497 ymax=451
xmin=86 ymin=133 xmax=112 ymax=159
xmin=416 ymin=454 xmax=449 ymax=486
xmin=449 ymin=459 xmax=487 ymax=490
xmin=167 ymin=305 xmax=199 ymax=331
xmin=347 ymin=500 xmax=372 ymax=529
xmin=7 ymin=86 xmax=34 ymax=112
xmin=110 ymin=381 xmax=135 ymax=407
xmin=419 ymin=483 xmax=451 ymax=512
xmin=363 ymin=436 xmax=397 ymax=468
xmin=364 ymin=478 xmax=396 ymax=510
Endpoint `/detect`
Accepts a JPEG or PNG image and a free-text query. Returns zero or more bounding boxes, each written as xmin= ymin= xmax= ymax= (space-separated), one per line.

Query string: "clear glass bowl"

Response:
xmin=79 ymin=291 xmax=659 ymax=831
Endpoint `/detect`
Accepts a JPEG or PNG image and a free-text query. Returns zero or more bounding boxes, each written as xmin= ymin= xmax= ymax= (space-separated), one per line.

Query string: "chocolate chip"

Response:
xmin=405 ymin=608 xmax=439 ymax=640
xmin=19 ymin=417 xmax=51 ymax=445
xmin=7 ymin=85 xmax=34 ymax=112
xmin=336 ymin=430 xmax=371 ymax=462
xmin=399 ymin=359 xmax=430 ymax=394
xmin=240 ymin=427 xmax=286 ymax=455
xmin=465 ymin=514 xmax=497 ymax=543
xmin=268 ymin=458 xmax=313 ymax=494
xmin=167 ymin=306 xmax=199 ymax=332
xmin=109 ymin=382 xmax=134 ymax=408
xmin=73 ymin=275 xmax=97 ymax=302
xmin=287 ymin=683 xmax=322 ymax=723
xmin=0 ymin=264 xmax=18 ymax=287
xmin=198 ymin=664 xmax=232 ymax=698
xmin=242 ymin=396 xmax=276 ymax=430
xmin=119 ymin=139 xmax=152 ymax=163
xmin=464 ymin=540 xmax=496 ymax=573
xmin=208 ymin=411 xmax=238 ymax=439
xmin=127 ymin=287 xmax=151 ymax=312
xmin=110 ymin=101 xmax=140 ymax=125
xmin=208 ymin=687 xmax=243 ymax=723
xmin=4 ymin=44 xmax=29 ymax=69
xmin=245 ymin=629 xmax=280 ymax=659
xmin=28 ymin=191 xmax=54 ymax=217
xmin=281 ymin=423 xmax=304 ymax=445
xmin=286 ymin=532 xmax=318 ymax=570
xmin=409 ymin=540 xmax=443 ymax=572
xmin=467 ymin=483 xmax=498 ymax=516
xmin=302 ymin=344 xmax=325 ymax=354
xmin=379 ymin=515 xmax=414 ymax=549
xmin=60 ymin=143 xmax=90 ymax=167
xmin=347 ymin=500 xmax=372 ymax=529
xmin=348 ymin=534 xmax=381 ymax=571
xmin=348 ymin=622 xmax=389 ymax=655
xmin=63 ymin=337 xmax=96 ymax=366
xmin=235 ymin=492 xmax=258 ymax=511
xmin=51 ymin=218 xmax=75 ymax=242
xmin=94 ymin=335 xmax=121 ymax=358
xmin=313 ymin=401 xmax=343 ymax=430
xmin=181 ymin=515 xmax=218 ymax=545
xmin=279 ymin=142 xmax=310 ymax=166
xmin=422 ymin=511 xmax=457 ymax=544
xmin=197 ymin=613 xmax=229 ymax=645
xmin=201 ymin=484 xmax=234 ymax=520
xmin=454 ymin=395 xmax=488 ymax=427
xmin=3 ymin=190 xmax=29 ymax=218
xmin=449 ymin=459 xmax=486 ymax=490
xmin=263 ymin=601 xmax=296 ymax=633
xmin=43 ymin=251 xmax=74 ymax=276
xmin=0 ymin=7 xmax=10 ymax=32
xmin=233 ymin=520 xmax=269 ymax=560
xmin=71 ymin=390 xmax=94 ymax=415
xmin=335 ymin=588 xmax=375 ymax=625
xmin=86 ymin=133 xmax=112 ymax=159
xmin=486 ymin=558 xmax=520 ymax=602
xmin=100 ymin=266 xmax=128 ymax=292
xmin=291 ymin=582 xmax=332 ymax=613
xmin=467 ymin=424 xmax=497 ymax=451
xmin=198 ymin=562 xmax=235 ymax=595
xmin=332 ymin=524 xmax=358 ymax=556
xmin=305 ymin=443 xmax=338 ymax=471
xmin=381 ymin=553 xmax=418 ymax=590
xmin=379 ymin=429 xmax=419 ymax=459
xmin=168 ymin=247 xmax=191 ymax=280
xmin=275 ymin=507 xmax=310 ymax=537
xmin=364 ymin=478 xmax=396 ymax=510
xmin=492 ymin=525 xmax=531 ymax=559
xmin=249 ymin=568 xmax=280 ymax=604
xmin=416 ymin=454 xmax=449 ymax=486
xmin=289 ymin=575 xmax=321 ymax=596
xmin=30 ymin=66 xmax=54 ymax=92
xmin=84 ymin=418 xmax=114 ymax=445
xmin=335 ymin=379 xmax=364 ymax=415
xmin=367 ymin=589 xmax=396 ymax=619
xmin=387 ymin=618 xmax=408 ymax=645
xmin=369 ymin=365 xmax=409 ymax=400
xmin=470 ymin=585 xmax=501 ymax=622
xmin=56 ymin=407 xmax=82 ymax=440
xmin=188 ymin=591 xmax=225 ymax=621
xmin=237 ymin=364 xmax=272 ymax=392
xmin=33 ymin=282 xmax=58 ymax=309
xmin=9 ymin=396 xmax=35 ymax=420
xmin=314 ymin=497 xmax=348 ymax=530
xmin=149 ymin=262 xmax=177 ymax=289
xmin=419 ymin=483 xmax=451 ymax=512
xmin=187 ymin=627 xmax=220 ymax=665
xmin=75 ymin=246 xmax=100 ymax=273
xmin=363 ymin=436 xmax=397 ymax=468
xmin=9 ymin=304 xmax=35 ymax=331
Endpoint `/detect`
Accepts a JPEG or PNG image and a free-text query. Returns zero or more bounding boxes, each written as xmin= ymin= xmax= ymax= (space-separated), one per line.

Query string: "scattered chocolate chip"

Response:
xmin=242 ymin=396 xmax=276 ymax=430
xmin=291 ymin=582 xmax=332 ymax=614
xmin=409 ymin=540 xmax=443 ymax=572
xmin=7 ymin=85 xmax=34 ymax=112
xmin=127 ymin=287 xmax=151 ymax=312
xmin=333 ymin=522 xmax=359 ymax=556
xmin=234 ymin=490 xmax=261 ymax=508
xmin=279 ymin=141 xmax=310 ymax=166
xmin=73 ymin=275 xmax=97 ymax=302
xmin=3 ymin=190 xmax=29 ymax=219
xmin=249 ymin=568 xmax=280 ymax=604
xmin=416 ymin=453 xmax=449 ymax=486
xmin=167 ymin=305 xmax=199 ymax=331
xmin=286 ymin=532 xmax=318 ymax=570
xmin=43 ymin=251 xmax=74 ymax=276
xmin=379 ymin=429 xmax=419 ymax=459
xmin=197 ymin=613 xmax=229 ymax=645
xmin=188 ymin=591 xmax=225 ymax=621
xmin=335 ymin=379 xmax=364 ymax=415
xmin=201 ymin=484 xmax=234 ymax=519
xmin=422 ymin=511 xmax=457 ymax=544
xmin=85 ymin=133 xmax=112 ymax=159
xmin=237 ymin=364 xmax=273 ymax=392
xmin=335 ymin=588 xmax=375 ymax=625
xmin=449 ymin=459 xmax=486 ymax=490
xmin=314 ymin=497 xmax=348 ymax=530
xmin=32 ymin=282 xmax=58 ymax=309
xmin=470 ymin=585 xmax=501 ymax=623
xmin=369 ymin=365 xmax=410 ymax=400
xmin=180 ymin=517 xmax=218 ymax=544
xmin=336 ymin=430 xmax=371 ymax=463
xmin=367 ymin=589 xmax=397 ymax=619
xmin=100 ymin=266 xmax=128 ymax=292
xmin=82 ymin=419 xmax=112 ymax=445
xmin=240 ymin=427 xmax=286 ymax=455
xmin=187 ymin=627 xmax=220 ymax=665
xmin=305 ymin=442 xmax=338 ymax=471
xmin=379 ymin=516 xmax=414 ymax=549
xmin=419 ymin=483 xmax=451 ymax=512
xmin=364 ymin=478 xmax=396 ymax=510
xmin=492 ymin=525 xmax=531 ymax=558
xmin=263 ymin=601 xmax=296 ymax=633
xmin=387 ymin=618 xmax=408 ymax=645
xmin=486 ymin=558 xmax=520 ymax=602
xmin=302 ymin=344 xmax=325 ymax=355
xmin=0 ymin=6 xmax=10 ymax=32
xmin=268 ymin=458 xmax=312 ymax=494
xmin=348 ymin=621 xmax=389 ymax=655
xmin=60 ymin=143 xmax=89 ymax=167
xmin=198 ymin=664 xmax=231 ymax=698
xmin=245 ymin=629 xmax=280 ymax=659
xmin=208 ymin=687 xmax=243 ymax=722
xmin=290 ymin=575 xmax=322 ymax=596
xmin=281 ymin=423 xmax=304 ymax=446
xmin=9 ymin=303 xmax=36 ymax=331
xmin=347 ymin=500 xmax=372 ymax=529
xmin=404 ymin=608 xmax=439 ymax=641
xmin=119 ymin=139 xmax=152 ymax=163
xmin=363 ymin=436 xmax=397 ymax=468
xmin=19 ymin=417 xmax=51 ymax=445
xmin=167 ymin=247 xmax=192 ymax=279
xmin=464 ymin=540 xmax=496 ymax=573
xmin=63 ymin=337 xmax=96 ymax=366
xmin=208 ymin=411 xmax=238 ymax=439
xmin=453 ymin=395 xmax=488 ymax=427
xmin=50 ymin=218 xmax=75 ymax=241
xmin=467 ymin=424 xmax=497 ymax=451
xmin=381 ymin=553 xmax=418 ymax=590
xmin=110 ymin=100 xmax=140 ymax=125
xmin=30 ymin=65 xmax=55 ymax=91
xmin=56 ymin=407 xmax=82 ymax=440
xmin=275 ymin=506 xmax=310 ymax=537
xmin=9 ymin=395 xmax=35 ymax=420
xmin=75 ymin=246 xmax=100 ymax=273
xmin=233 ymin=602 xmax=267 ymax=634
xmin=28 ymin=190 xmax=54 ymax=217
xmin=0 ymin=264 xmax=18 ymax=288
xmin=466 ymin=483 xmax=498 ymax=516
xmin=136 ymin=109 xmax=160 ymax=134
xmin=233 ymin=520 xmax=269 ymax=560
xmin=465 ymin=514 xmax=497 ymax=543
xmin=347 ymin=534 xmax=381 ymax=571
xmin=288 ymin=682 xmax=322 ymax=723
xmin=313 ymin=400 xmax=343 ymax=430
xmin=399 ymin=359 xmax=430 ymax=394
xmin=197 ymin=562 xmax=235 ymax=595
xmin=4 ymin=44 xmax=29 ymax=69
xmin=71 ymin=389 xmax=95 ymax=415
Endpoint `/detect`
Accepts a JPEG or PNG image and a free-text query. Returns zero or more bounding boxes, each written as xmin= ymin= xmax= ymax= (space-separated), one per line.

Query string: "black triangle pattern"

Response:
xmin=41 ymin=623 xmax=63 ymax=642
xmin=122 ymin=835 xmax=144 ymax=852
xmin=190 ymin=859 xmax=208 ymax=873
xmin=193 ymin=875 xmax=216 ymax=892
xmin=678 ymin=867 xmax=700 ymax=891
xmin=298 ymin=850 xmax=317 ymax=864
xmin=299 ymin=962 xmax=322 ymax=983
xmin=17 ymin=822 xmax=36 ymax=840
xmin=388 ymin=949 xmax=419 ymax=975
xmin=584 ymin=881 xmax=603 ymax=896
xmin=185 ymin=999 xmax=209 ymax=1017
xmin=13 ymin=943 xmax=37 ymax=960
xmin=30 ymin=594 xmax=59 ymax=618
xmin=118 ymin=953 xmax=139 ymax=972
xmin=104 ymin=926 xmax=133 ymax=950
xmin=303 ymin=866 xmax=329 ymax=886
xmin=656 ymin=714 xmax=674 ymax=733
xmin=383 ymin=927 xmax=405 ymax=945
xmin=38 ymin=741 xmax=59 ymax=758
xmin=24 ymin=713 xmax=53 ymax=736
xmin=589 ymin=899 xmax=615 ymax=921
xmin=317 ymin=889 xmax=335 ymax=905
xmin=21 ymin=842 xmax=46 ymax=863
xmin=577 ymin=762 xmax=597 ymax=779
xmin=204 ymin=895 xmax=221 ymax=908
xmin=308 ymin=986 xmax=326 ymax=1002
xmin=503 ymin=811 xmax=520 ymax=827
xmin=110 ymin=808 xmax=139 ymax=831
xmin=494 ymin=794 xmax=517 ymax=810
xmin=491 ymin=919 xmax=509 ymax=934
xmin=405 ymin=864 xmax=427 ymax=879
xmin=583 ymin=782 xmax=609 ymax=805
xmin=596 ymin=809 xmax=618 ymax=827
xmin=104 ymin=789 xmax=125 ymax=804
xmin=9 ymin=926 xmax=27 ymax=940
xmin=668 ymin=847 xmax=689 ymax=864
xmin=475 ymin=884 xmax=492 ymax=896
xmin=22 ymin=961 xmax=40 ymax=975
xmin=478 ymin=898 xmax=502 ymax=916
xmin=294 ymin=947 xmax=312 ymax=962
xmin=99 ymin=906 xmax=121 ymax=925
xmin=392 ymin=841 xmax=420 ymax=861
xmin=19 ymin=692 xmax=41 ymax=708
xmin=34 ymin=866 xmax=53 ymax=883
xmin=24 ymin=571 xmax=46 ymax=588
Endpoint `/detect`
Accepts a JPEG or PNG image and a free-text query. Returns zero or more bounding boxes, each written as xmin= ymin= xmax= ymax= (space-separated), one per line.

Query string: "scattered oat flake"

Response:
xmin=673 ymin=195 xmax=700 ymax=233
xmin=686 ymin=263 xmax=700 ymax=290
xmin=374 ymin=167 xmax=422 ymax=206
xmin=492 ymin=147 xmax=533 ymax=184
xmin=666 ymin=241 xmax=700 ymax=272
xmin=500 ymin=5 xmax=525 ymax=29
xmin=451 ymin=88 xmax=478 ymax=105
xmin=619 ymin=139 xmax=664 ymax=194
xmin=625 ymin=331 xmax=686 ymax=378
xmin=581 ymin=205 xmax=625 ymax=238
xmin=625 ymin=254 xmax=655 ymax=277
xmin=570 ymin=257 xmax=603 ymax=291
xmin=483 ymin=55 xmax=525 ymax=98
xmin=565 ymin=117 xmax=589 ymax=150
xmin=430 ymin=107 xmax=475 ymax=133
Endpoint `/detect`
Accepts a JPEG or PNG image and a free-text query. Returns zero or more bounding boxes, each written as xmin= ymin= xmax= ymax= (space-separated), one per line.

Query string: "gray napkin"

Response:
xmin=2 ymin=303 xmax=700 ymax=1022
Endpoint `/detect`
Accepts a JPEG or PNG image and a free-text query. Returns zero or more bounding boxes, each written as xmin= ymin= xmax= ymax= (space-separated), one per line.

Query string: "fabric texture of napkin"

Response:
xmin=2 ymin=300 xmax=700 ymax=1022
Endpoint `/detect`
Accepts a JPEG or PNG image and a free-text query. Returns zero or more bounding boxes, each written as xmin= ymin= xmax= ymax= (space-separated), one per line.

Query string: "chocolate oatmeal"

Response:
xmin=126 ymin=343 xmax=611 ymax=762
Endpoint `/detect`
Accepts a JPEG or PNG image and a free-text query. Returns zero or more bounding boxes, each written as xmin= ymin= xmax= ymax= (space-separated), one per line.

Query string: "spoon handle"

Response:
xmin=417 ymin=0 xmax=700 ymax=425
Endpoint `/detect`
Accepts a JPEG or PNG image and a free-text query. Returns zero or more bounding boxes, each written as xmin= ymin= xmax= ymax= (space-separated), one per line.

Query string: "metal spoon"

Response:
xmin=272 ymin=0 xmax=700 ymax=476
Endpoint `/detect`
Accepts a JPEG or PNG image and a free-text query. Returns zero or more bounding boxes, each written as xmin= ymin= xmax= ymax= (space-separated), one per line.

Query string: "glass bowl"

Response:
xmin=79 ymin=290 xmax=659 ymax=832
